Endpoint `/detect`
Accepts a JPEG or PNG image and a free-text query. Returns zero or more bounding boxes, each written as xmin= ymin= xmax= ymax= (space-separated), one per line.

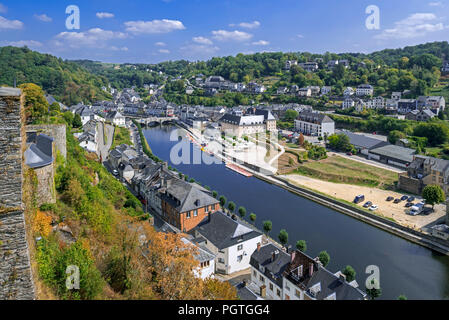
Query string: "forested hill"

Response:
xmin=0 ymin=46 xmax=111 ymax=106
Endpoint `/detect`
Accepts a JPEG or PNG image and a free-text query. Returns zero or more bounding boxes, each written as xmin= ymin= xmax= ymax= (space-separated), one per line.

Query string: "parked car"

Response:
xmin=346 ymin=152 xmax=353 ymax=156
xmin=112 ymin=169 xmax=119 ymax=176
xmin=407 ymin=196 xmax=415 ymax=203
xmin=369 ymin=205 xmax=378 ymax=211
xmin=386 ymin=196 xmax=394 ymax=201
xmin=401 ymin=195 xmax=408 ymax=201
xmin=405 ymin=202 xmax=414 ymax=208
xmin=408 ymin=203 xmax=424 ymax=216
xmin=354 ymin=195 xmax=365 ymax=204
xmin=393 ymin=198 xmax=401 ymax=204
xmin=363 ymin=201 xmax=373 ymax=208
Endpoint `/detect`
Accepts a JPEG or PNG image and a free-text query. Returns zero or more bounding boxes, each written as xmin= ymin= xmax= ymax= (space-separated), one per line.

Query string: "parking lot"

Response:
xmin=284 ymin=174 xmax=446 ymax=230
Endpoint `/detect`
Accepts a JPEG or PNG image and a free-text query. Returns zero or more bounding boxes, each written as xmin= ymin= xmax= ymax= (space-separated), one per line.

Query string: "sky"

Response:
xmin=0 ymin=0 xmax=448 ymax=64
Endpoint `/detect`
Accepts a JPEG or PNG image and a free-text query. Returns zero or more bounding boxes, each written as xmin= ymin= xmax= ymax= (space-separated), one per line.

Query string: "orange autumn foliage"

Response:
xmin=33 ymin=210 xmax=53 ymax=237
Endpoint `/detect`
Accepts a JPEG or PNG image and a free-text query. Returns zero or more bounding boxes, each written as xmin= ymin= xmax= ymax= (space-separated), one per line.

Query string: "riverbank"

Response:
xmin=180 ymin=125 xmax=449 ymax=256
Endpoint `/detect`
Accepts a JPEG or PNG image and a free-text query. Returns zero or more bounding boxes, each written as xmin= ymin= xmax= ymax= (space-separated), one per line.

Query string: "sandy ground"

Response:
xmin=282 ymin=174 xmax=446 ymax=230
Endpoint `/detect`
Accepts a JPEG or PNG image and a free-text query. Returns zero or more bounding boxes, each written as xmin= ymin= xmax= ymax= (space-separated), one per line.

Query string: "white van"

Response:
xmin=408 ymin=202 xmax=424 ymax=216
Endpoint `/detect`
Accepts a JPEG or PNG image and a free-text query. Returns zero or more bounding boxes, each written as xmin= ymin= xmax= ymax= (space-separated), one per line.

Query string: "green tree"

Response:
xmin=342 ymin=265 xmax=356 ymax=282
xmin=296 ymin=240 xmax=307 ymax=252
xmin=327 ymin=133 xmax=353 ymax=152
xmin=366 ymin=278 xmax=382 ymax=300
xmin=228 ymin=201 xmax=236 ymax=213
xmin=249 ymin=213 xmax=256 ymax=224
xmin=318 ymin=251 xmax=330 ymax=267
xmin=388 ymin=130 xmax=406 ymax=144
xmin=219 ymin=196 xmax=227 ymax=208
xmin=398 ymin=294 xmax=408 ymax=300
xmin=72 ymin=114 xmax=83 ymax=128
xmin=278 ymin=229 xmax=288 ymax=248
xmin=238 ymin=206 xmax=246 ymax=218
xmin=422 ymin=185 xmax=445 ymax=209
xmin=285 ymin=109 xmax=299 ymax=121
xmin=19 ymin=83 xmax=49 ymax=123
xmin=212 ymin=191 xmax=218 ymax=198
xmin=263 ymin=220 xmax=272 ymax=236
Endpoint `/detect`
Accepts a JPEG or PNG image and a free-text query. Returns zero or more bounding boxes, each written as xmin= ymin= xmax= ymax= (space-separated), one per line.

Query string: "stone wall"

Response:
xmin=26 ymin=124 xmax=67 ymax=159
xmin=0 ymin=88 xmax=35 ymax=300
xmin=0 ymin=88 xmax=23 ymax=209
xmin=398 ymin=174 xmax=422 ymax=195
xmin=34 ymin=163 xmax=56 ymax=206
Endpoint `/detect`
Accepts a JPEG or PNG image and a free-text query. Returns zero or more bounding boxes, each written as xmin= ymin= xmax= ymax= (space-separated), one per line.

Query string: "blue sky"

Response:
xmin=0 ymin=0 xmax=448 ymax=63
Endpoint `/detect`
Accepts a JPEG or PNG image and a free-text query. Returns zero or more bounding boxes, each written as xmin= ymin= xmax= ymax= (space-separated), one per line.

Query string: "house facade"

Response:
xmin=294 ymin=112 xmax=335 ymax=137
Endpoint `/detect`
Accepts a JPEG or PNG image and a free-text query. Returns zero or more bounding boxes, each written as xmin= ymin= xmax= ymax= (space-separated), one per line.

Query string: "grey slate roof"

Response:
xmin=194 ymin=211 xmax=262 ymax=250
xmin=0 ymin=87 xmax=21 ymax=96
xmin=250 ymin=243 xmax=290 ymax=288
xmin=161 ymin=178 xmax=219 ymax=213
xmin=339 ymin=131 xmax=388 ymax=150
xmin=369 ymin=144 xmax=416 ymax=163
xmin=298 ymin=111 xmax=334 ymax=124
xmin=305 ymin=267 xmax=366 ymax=300
xmin=24 ymin=134 xmax=54 ymax=169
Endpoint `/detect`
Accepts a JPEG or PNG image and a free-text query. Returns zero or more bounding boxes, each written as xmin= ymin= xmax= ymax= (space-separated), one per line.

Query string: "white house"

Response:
xmin=294 ymin=111 xmax=335 ymax=137
xmin=181 ymin=238 xmax=216 ymax=280
xmin=341 ymin=98 xmax=355 ymax=109
xmin=321 ymin=86 xmax=332 ymax=95
xmin=343 ymin=87 xmax=355 ymax=97
xmin=107 ymin=111 xmax=126 ymax=127
xmin=356 ymin=84 xmax=374 ymax=96
xmin=192 ymin=211 xmax=263 ymax=275
xmin=285 ymin=60 xmax=298 ymax=70
xmin=298 ymin=87 xmax=312 ymax=97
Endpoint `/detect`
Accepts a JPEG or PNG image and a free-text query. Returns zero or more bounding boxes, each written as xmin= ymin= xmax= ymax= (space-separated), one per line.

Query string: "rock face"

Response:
xmin=0 ymin=88 xmax=35 ymax=300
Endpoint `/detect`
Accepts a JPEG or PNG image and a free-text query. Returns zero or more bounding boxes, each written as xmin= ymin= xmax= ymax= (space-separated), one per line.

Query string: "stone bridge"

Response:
xmin=131 ymin=116 xmax=178 ymax=126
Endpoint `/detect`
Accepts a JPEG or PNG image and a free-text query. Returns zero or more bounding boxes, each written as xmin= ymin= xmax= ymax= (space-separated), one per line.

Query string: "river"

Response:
xmin=144 ymin=125 xmax=449 ymax=300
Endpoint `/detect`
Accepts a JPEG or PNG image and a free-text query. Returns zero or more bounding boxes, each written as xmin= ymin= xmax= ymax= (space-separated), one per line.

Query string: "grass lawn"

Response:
xmin=290 ymin=155 xmax=398 ymax=189
xmin=111 ymin=126 xmax=133 ymax=149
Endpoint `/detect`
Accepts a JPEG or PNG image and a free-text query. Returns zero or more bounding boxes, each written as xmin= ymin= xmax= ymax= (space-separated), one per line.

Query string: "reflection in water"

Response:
xmin=144 ymin=125 xmax=449 ymax=300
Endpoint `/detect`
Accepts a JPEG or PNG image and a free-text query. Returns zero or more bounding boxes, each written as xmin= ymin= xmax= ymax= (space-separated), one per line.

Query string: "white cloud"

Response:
xmin=375 ymin=13 xmax=446 ymax=40
xmin=212 ymin=30 xmax=253 ymax=42
xmin=230 ymin=21 xmax=260 ymax=29
xmin=192 ymin=36 xmax=213 ymax=45
xmin=34 ymin=14 xmax=52 ymax=22
xmin=110 ymin=46 xmax=128 ymax=51
xmin=55 ymin=28 xmax=128 ymax=48
xmin=2 ymin=40 xmax=43 ymax=48
xmin=0 ymin=16 xmax=23 ymax=30
xmin=124 ymin=19 xmax=185 ymax=34
xmin=429 ymin=1 xmax=443 ymax=6
xmin=155 ymin=41 xmax=166 ymax=46
xmin=297 ymin=34 xmax=304 ymax=39
xmin=158 ymin=49 xmax=170 ymax=54
xmin=252 ymin=40 xmax=269 ymax=46
xmin=180 ymin=44 xmax=219 ymax=57
xmin=96 ymin=12 xmax=114 ymax=19
xmin=0 ymin=3 xmax=7 ymax=13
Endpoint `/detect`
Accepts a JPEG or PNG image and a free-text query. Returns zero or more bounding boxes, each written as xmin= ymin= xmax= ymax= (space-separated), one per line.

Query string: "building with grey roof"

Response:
xmin=192 ymin=211 xmax=263 ymax=275
xmin=294 ymin=111 xmax=335 ymax=137
xmin=368 ymin=144 xmax=416 ymax=168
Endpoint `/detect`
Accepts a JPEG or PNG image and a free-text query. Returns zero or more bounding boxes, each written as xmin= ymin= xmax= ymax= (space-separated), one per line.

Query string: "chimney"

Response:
xmin=339 ymin=273 xmax=346 ymax=282
xmin=446 ymin=198 xmax=449 ymax=226
xmin=257 ymin=242 xmax=261 ymax=252
xmin=290 ymin=250 xmax=296 ymax=263
xmin=272 ymin=250 xmax=279 ymax=262
xmin=309 ymin=263 xmax=314 ymax=277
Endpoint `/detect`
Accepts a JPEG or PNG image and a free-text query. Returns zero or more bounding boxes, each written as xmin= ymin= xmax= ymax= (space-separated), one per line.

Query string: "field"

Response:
xmin=289 ymin=154 xmax=398 ymax=189
xmin=111 ymin=126 xmax=133 ymax=149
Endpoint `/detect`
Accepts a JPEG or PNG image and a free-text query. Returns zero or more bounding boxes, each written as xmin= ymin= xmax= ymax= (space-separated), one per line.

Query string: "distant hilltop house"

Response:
xmin=219 ymin=108 xmax=276 ymax=137
xmin=356 ymin=84 xmax=374 ymax=97
xmin=442 ymin=61 xmax=449 ymax=73
xmin=294 ymin=111 xmax=335 ymax=137
xmin=343 ymin=87 xmax=355 ymax=97
xmin=405 ymin=109 xmax=435 ymax=122
xmin=298 ymin=62 xmax=319 ymax=72
xmin=320 ymin=86 xmax=332 ymax=95
xmin=285 ymin=60 xmax=298 ymax=70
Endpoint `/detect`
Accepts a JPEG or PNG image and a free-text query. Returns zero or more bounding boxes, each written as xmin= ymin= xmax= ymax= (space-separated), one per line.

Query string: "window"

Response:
xmin=285 ymin=294 xmax=290 ymax=300
xmin=286 ymin=285 xmax=290 ymax=291
xmin=186 ymin=211 xmax=191 ymax=219
xmin=259 ymin=275 xmax=265 ymax=283
xmin=237 ymin=244 xmax=243 ymax=251
xmin=269 ymin=283 xmax=273 ymax=291
xmin=206 ymin=205 xmax=209 ymax=212
xmin=194 ymin=210 xmax=198 ymax=217
xmin=237 ymin=255 xmax=243 ymax=262
xmin=295 ymin=289 xmax=301 ymax=298
xmin=277 ymin=289 xmax=281 ymax=297
xmin=218 ymin=258 xmax=225 ymax=264
xmin=253 ymin=270 xmax=257 ymax=277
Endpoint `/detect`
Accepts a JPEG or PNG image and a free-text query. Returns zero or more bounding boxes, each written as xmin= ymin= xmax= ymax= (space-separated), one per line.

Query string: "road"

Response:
xmin=97 ymin=122 xmax=115 ymax=161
